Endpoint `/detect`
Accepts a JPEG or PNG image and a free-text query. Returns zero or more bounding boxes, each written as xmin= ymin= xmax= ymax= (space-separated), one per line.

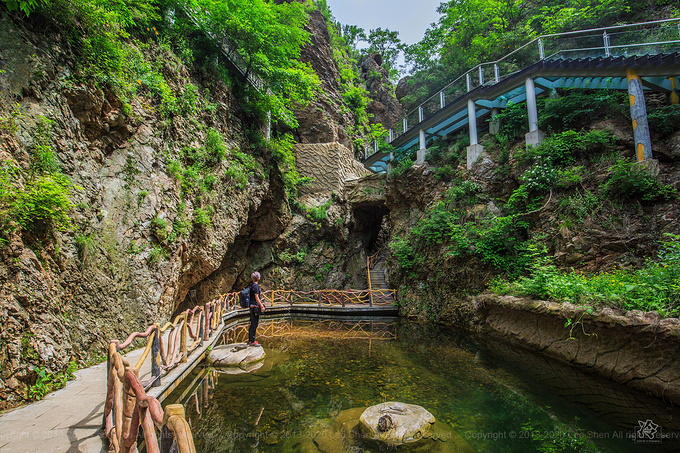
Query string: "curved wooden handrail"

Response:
xmin=111 ymin=325 xmax=156 ymax=351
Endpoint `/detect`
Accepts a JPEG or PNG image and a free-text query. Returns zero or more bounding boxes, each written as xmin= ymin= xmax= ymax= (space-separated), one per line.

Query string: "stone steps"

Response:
xmin=368 ymin=259 xmax=392 ymax=304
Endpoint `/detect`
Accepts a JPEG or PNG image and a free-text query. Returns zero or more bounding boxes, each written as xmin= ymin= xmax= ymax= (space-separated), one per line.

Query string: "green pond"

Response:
xmin=164 ymin=317 xmax=680 ymax=452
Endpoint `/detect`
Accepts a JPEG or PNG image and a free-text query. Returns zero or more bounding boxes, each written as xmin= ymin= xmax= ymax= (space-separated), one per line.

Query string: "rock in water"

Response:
xmin=359 ymin=402 xmax=435 ymax=446
xmin=207 ymin=343 xmax=265 ymax=371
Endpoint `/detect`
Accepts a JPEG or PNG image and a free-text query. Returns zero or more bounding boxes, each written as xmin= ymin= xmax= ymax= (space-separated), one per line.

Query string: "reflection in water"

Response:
xmin=165 ymin=319 xmax=680 ymax=452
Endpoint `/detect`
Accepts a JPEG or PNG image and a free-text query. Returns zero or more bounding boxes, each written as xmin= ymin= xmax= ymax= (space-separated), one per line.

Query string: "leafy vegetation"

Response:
xmin=0 ymin=114 xmax=79 ymax=243
xmin=1 ymin=0 xmax=45 ymax=16
xmin=29 ymin=362 xmax=77 ymax=401
xmin=390 ymin=180 xmax=532 ymax=279
xmin=647 ymin=104 xmax=680 ymax=137
xmin=187 ymin=0 xmax=320 ymax=127
xmin=307 ymin=200 xmax=332 ymax=222
xmin=602 ymin=159 xmax=676 ymax=201
xmin=491 ymin=235 xmax=680 ymax=317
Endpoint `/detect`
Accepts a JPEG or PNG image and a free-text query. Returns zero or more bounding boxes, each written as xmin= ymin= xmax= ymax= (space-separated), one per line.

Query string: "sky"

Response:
xmin=325 ymin=0 xmax=444 ymax=46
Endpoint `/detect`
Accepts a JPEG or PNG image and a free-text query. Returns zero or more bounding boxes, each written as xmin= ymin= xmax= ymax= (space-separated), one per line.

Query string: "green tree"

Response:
xmin=341 ymin=24 xmax=366 ymax=51
xmin=365 ymin=27 xmax=403 ymax=75
xmin=189 ymin=0 xmax=320 ymax=127
xmin=1 ymin=0 xmax=46 ymax=16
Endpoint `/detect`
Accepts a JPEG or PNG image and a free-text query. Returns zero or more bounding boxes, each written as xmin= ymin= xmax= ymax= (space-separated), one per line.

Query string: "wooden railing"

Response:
xmin=367 ymin=247 xmax=386 ymax=270
xmin=104 ymin=296 xmax=232 ymax=452
xmin=258 ymin=288 xmax=395 ymax=307
xmin=103 ymin=287 xmax=395 ymax=452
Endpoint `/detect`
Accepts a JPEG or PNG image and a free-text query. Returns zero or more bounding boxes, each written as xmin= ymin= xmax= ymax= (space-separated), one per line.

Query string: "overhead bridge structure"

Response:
xmin=363 ymin=18 xmax=680 ymax=172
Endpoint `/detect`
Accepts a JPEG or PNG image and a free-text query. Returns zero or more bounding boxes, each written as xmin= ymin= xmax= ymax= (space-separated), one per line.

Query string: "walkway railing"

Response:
xmin=260 ymin=288 xmax=396 ymax=307
xmin=105 ymin=299 xmax=226 ymax=452
xmin=104 ymin=287 xmax=395 ymax=451
xmin=365 ymin=17 xmax=680 ymax=160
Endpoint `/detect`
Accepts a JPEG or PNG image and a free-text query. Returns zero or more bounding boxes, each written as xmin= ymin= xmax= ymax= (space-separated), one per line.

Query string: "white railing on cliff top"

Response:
xmin=365 ymin=17 xmax=680 ymax=160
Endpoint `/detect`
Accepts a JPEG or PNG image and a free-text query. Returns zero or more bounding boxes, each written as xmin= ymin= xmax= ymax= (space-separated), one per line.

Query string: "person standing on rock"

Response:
xmin=248 ymin=271 xmax=265 ymax=346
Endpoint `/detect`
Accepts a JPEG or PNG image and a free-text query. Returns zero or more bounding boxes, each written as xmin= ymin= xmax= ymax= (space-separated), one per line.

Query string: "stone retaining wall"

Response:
xmin=472 ymin=294 xmax=680 ymax=404
xmin=294 ymin=142 xmax=369 ymax=195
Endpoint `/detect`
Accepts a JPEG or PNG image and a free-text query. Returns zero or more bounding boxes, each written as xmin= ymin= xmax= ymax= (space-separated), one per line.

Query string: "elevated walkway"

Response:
xmin=364 ymin=18 xmax=680 ymax=171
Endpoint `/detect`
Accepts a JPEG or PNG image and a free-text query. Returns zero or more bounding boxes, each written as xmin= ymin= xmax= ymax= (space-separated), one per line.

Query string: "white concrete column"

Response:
xmin=627 ymin=68 xmax=653 ymax=161
xmin=466 ymin=99 xmax=484 ymax=169
xmin=416 ymin=129 xmax=426 ymax=164
xmin=526 ymin=77 xmax=538 ymax=132
xmin=387 ymin=152 xmax=395 ymax=172
xmin=467 ymin=99 xmax=478 ymax=145
xmin=489 ymin=108 xmax=501 ymax=135
xmin=524 ymin=77 xmax=544 ymax=148
xmin=265 ymin=111 xmax=271 ymax=140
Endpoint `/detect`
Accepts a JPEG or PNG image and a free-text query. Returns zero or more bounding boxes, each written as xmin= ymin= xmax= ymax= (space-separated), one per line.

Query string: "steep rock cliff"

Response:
xmin=294 ymin=9 xmax=355 ymax=150
xmin=0 ymin=15 xmax=286 ymax=408
xmin=360 ymin=53 xmax=404 ymax=129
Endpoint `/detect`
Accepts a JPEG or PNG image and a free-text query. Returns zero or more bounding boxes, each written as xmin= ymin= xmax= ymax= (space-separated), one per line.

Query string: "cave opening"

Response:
xmin=351 ymin=203 xmax=390 ymax=255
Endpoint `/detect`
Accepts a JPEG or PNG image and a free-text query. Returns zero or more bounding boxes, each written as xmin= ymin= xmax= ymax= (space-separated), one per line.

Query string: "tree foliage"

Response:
xmin=187 ymin=0 xmax=320 ymax=127
xmin=402 ymin=0 xmax=657 ymax=109
xmin=1 ymin=0 xmax=46 ymax=16
xmin=365 ymin=27 xmax=403 ymax=77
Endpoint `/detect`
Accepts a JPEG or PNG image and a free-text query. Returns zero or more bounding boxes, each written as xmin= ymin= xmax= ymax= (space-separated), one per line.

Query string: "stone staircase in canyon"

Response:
xmin=369 ymin=259 xmax=394 ymax=304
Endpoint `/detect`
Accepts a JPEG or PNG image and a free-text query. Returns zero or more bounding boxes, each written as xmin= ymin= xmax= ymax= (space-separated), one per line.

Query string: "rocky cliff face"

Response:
xmin=0 ymin=15 xmax=288 ymax=408
xmin=294 ymin=9 xmax=355 ymax=151
xmin=360 ymin=53 xmax=404 ymax=129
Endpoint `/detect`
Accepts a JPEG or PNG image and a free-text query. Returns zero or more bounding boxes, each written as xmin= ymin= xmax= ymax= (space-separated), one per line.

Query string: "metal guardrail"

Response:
xmin=365 ymin=17 xmax=680 ymax=161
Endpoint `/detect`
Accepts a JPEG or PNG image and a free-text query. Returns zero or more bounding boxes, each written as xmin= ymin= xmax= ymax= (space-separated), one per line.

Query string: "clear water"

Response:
xmin=164 ymin=318 xmax=680 ymax=452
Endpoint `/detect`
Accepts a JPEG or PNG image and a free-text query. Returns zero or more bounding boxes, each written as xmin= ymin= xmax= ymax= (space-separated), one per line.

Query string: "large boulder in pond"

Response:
xmin=359 ymin=402 xmax=435 ymax=446
xmin=207 ymin=343 xmax=265 ymax=371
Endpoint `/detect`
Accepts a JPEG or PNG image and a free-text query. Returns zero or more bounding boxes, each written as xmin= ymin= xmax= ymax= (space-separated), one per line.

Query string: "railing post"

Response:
xmin=494 ymin=63 xmax=500 ymax=84
xmin=204 ymin=302 xmax=211 ymax=341
xmin=198 ymin=312 xmax=205 ymax=346
xmin=317 ymin=290 xmax=321 ymax=307
xmin=418 ymin=106 xmax=424 ymax=123
xmin=403 ymin=117 xmax=408 ymax=132
xmin=103 ymin=346 xmax=111 ymax=429
xmin=180 ymin=312 xmax=188 ymax=363
xmin=151 ymin=326 xmax=161 ymax=387
xmin=440 ymin=91 xmax=445 ymax=109
xmin=538 ymin=38 xmax=545 ymax=59
xmin=466 ymin=73 xmax=472 ymax=92
xmin=479 ymin=66 xmax=484 ymax=85
xmin=389 ymin=129 xmax=394 ymax=142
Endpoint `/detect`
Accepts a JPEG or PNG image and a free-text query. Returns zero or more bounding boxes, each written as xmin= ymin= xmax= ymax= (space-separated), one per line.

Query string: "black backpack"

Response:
xmin=239 ymin=283 xmax=252 ymax=309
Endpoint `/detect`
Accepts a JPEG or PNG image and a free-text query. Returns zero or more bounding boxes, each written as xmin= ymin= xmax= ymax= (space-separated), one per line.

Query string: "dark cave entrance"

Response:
xmin=351 ymin=202 xmax=390 ymax=255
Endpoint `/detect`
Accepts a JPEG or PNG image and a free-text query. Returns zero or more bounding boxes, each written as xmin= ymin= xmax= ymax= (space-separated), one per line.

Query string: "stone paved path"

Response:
xmin=0 ymin=348 xmax=147 ymax=453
